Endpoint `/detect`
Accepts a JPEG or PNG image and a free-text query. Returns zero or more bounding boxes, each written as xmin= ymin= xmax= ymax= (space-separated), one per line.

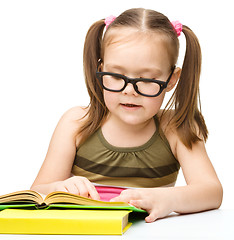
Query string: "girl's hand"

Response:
xmin=110 ymin=188 xmax=174 ymax=223
xmin=53 ymin=176 xmax=100 ymax=200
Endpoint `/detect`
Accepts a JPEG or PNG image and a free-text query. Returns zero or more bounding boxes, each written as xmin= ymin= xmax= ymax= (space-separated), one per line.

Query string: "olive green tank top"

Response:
xmin=72 ymin=116 xmax=180 ymax=188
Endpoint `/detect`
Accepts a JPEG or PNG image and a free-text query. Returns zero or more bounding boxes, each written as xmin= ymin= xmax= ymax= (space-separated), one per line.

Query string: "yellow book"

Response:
xmin=0 ymin=209 xmax=132 ymax=235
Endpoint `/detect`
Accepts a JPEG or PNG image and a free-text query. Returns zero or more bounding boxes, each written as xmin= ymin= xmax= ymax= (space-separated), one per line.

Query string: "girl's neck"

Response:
xmin=101 ymin=114 xmax=156 ymax=148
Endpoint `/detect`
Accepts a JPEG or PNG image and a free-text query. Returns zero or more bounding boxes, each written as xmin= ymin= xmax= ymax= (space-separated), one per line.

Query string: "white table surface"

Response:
xmin=0 ymin=209 xmax=233 ymax=240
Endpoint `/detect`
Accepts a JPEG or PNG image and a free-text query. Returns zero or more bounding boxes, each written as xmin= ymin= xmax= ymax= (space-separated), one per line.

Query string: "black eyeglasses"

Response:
xmin=96 ymin=61 xmax=175 ymax=97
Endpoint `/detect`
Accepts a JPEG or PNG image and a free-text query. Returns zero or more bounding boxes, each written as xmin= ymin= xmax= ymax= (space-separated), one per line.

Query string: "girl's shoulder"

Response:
xmin=56 ymin=106 xmax=89 ymax=145
xmin=157 ymin=109 xmax=203 ymax=159
xmin=61 ymin=106 xmax=88 ymax=122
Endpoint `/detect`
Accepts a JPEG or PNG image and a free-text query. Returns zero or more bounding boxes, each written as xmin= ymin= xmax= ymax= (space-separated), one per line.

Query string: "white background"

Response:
xmin=0 ymin=0 xmax=233 ymax=210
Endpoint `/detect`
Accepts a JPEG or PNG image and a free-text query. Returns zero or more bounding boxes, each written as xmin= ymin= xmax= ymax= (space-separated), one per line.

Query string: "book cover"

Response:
xmin=0 ymin=209 xmax=132 ymax=235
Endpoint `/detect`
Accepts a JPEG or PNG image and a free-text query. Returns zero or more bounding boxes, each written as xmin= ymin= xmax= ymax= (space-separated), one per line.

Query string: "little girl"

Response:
xmin=31 ymin=8 xmax=223 ymax=222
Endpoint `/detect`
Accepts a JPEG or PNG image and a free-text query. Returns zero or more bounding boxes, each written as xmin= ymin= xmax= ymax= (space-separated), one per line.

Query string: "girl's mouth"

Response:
xmin=121 ymin=103 xmax=141 ymax=109
xmin=123 ymin=104 xmax=138 ymax=107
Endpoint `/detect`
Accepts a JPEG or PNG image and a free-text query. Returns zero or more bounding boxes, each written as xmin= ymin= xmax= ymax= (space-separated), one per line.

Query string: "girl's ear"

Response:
xmin=166 ymin=67 xmax=181 ymax=92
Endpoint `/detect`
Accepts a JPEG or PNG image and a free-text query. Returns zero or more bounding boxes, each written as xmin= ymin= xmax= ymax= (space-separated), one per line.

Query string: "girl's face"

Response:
xmin=102 ymin=28 xmax=176 ymax=127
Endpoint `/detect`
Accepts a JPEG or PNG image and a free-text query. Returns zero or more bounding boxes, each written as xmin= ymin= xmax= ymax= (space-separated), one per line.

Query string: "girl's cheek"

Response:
xmin=103 ymin=91 xmax=119 ymax=108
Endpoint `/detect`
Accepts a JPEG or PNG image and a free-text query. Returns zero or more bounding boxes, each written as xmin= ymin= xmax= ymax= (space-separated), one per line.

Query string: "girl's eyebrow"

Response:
xmin=104 ymin=64 xmax=125 ymax=72
xmin=139 ymin=67 xmax=163 ymax=77
xmin=104 ymin=64 xmax=163 ymax=77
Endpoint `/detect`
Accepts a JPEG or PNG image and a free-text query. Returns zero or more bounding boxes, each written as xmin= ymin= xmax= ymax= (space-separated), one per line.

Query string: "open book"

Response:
xmin=0 ymin=190 xmax=145 ymax=212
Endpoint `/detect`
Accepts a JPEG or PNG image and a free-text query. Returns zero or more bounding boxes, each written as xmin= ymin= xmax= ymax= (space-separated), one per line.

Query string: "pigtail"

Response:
xmin=78 ymin=19 xmax=107 ymax=144
xmin=83 ymin=19 xmax=105 ymax=103
xmin=165 ymin=25 xmax=208 ymax=149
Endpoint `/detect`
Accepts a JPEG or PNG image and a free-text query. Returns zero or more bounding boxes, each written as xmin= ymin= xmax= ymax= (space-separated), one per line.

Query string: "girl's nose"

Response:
xmin=122 ymin=82 xmax=139 ymax=96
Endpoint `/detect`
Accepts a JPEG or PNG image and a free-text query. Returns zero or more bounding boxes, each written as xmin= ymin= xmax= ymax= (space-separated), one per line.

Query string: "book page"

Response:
xmin=0 ymin=190 xmax=43 ymax=205
xmin=44 ymin=191 xmax=129 ymax=206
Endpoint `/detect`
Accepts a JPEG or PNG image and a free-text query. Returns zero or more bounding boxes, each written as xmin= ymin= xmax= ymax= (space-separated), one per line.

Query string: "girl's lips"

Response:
xmin=120 ymin=103 xmax=142 ymax=109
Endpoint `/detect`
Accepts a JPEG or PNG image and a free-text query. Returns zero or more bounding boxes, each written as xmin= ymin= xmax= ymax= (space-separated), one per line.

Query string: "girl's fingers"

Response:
xmin=111 ymin=189 xmax=139 ymax=202
xmin=65 ymin=183 xmax=80 ymax=195
xmin=129 ymin=199 xmax=145 ymax=209
xmin=74 ymin=181 xmax=89 ymax=198
xmin=130 ymin=199 xmax=158 ymax=223
xmin=110 ymin=196 xmax=120 ymax=202
xmin=59 ymin=186 xmax=68 ymax=192
xmin=83 ymin=179 xmax=100 ymax=200
xmin=72 ymin=177 xmax=100 ymax=200
xmin=54 ymin=184 xmax=68 ymax=193
xmin=55 ymin=177 xmax=100 ymax=200
xmin=145 ymin=212 xmax=158 ymax=223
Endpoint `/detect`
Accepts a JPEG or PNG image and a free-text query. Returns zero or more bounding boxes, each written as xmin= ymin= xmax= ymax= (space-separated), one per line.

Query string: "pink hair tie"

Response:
xmin=171 ymin=21 xmax=183 ymax=37
xmin=105 ymin=15 xmax=116 ymax=29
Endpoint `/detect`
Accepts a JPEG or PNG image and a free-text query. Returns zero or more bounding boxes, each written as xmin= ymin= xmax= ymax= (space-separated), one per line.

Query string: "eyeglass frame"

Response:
xmin=96 ymin=60 xmax=176 ymax=97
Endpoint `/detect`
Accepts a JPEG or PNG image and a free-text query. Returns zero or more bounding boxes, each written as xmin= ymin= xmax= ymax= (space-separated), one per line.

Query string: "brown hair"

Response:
xmin=79 ymin=8 xmax=208 ymax=148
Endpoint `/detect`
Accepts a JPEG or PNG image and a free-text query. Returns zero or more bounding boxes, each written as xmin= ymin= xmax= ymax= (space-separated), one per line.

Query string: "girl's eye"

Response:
xmin=112 ymin=75 xmax=122 ymax=80
xmin=139 ymin=76 xmax=157 ymax=80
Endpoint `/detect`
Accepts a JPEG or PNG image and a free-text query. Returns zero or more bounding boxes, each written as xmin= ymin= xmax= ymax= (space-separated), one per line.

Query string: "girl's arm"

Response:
xmin=168 ymin=137 xmax=223 ymax=213
xmin=30 ymin=106 xmax=100 ymax=200
xmin=111 ymin=124 xmax=223 ymax=222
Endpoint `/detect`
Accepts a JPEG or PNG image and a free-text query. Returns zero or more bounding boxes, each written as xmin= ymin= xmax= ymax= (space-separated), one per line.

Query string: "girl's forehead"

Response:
xmin=102 ymin=27 xmax=177 ymax=69
xmin=102 ymin=29 xmax=172 ymax=74
xmin=103 ymin=27 xmax=166 ymax=48
xmin=104 ymin=28 xmax=169 ymax=55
